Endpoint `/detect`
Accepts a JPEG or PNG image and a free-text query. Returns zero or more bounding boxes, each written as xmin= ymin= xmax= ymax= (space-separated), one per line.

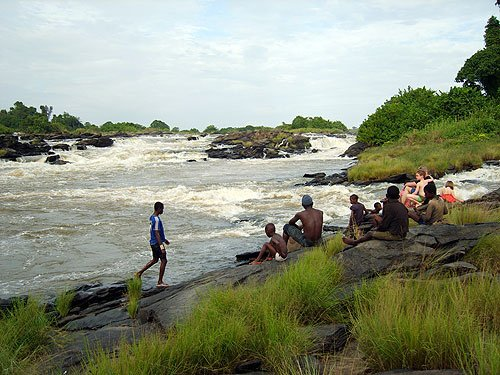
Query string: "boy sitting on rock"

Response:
xmin=250 ymin=223 xmax=288 ymax=265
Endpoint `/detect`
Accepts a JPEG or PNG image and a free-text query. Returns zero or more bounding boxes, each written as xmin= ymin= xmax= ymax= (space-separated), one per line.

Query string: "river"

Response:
xmin=0 ymin=134 xmax=499 ymax=297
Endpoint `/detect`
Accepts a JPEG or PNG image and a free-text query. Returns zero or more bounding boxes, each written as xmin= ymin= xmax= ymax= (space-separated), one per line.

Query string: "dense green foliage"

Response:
xmin=356 ymin=86 xmax=494 ymax=146
xmin=348 ymin=106 xmax=500 ymax=181
xmin=100 ymin=121 xmax=145 ymax=133
xmin=279 ymin=115 xmax=347 ymax=133
xmin=456 ymin=16 xmax=500 ymax=98
xmin=150 ymin=119 xmax=170 ymax=131
xmin=357 ymin=16 xmax=500 ymax=146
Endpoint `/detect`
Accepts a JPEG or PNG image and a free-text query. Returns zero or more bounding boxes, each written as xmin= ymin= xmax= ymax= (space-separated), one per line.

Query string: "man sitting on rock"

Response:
xmin=408 ymin=183 xmax=448 ymax=225
xmin=343 ymin=185 xmax=408 ymax=246
xmin=283 ymin=195 xmax=324 ymax=248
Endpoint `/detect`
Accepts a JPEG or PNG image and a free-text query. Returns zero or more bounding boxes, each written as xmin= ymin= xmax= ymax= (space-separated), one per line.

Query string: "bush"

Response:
xmin=356 ymin=86 xmax=493 ymax=146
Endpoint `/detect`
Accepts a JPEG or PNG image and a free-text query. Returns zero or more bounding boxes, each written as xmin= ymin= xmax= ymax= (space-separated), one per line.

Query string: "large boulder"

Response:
xmin=335 ymin=223 xmax=499 ymax=282
xmin=0 ymin=134 xmax=51 ymax=160
xmin=206 ymin=130 xmax=311 ymax=159
xmin=75 ymin=136 xmax=114 ymax=148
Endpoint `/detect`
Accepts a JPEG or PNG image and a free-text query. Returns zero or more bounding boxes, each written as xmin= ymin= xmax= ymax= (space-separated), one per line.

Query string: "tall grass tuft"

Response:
xmin=0 ymin=297 xmax=53 ymax=374
xmin=84 ymin=246 xmax=345 ymax=374
xmin=352 ymin=275 xmax=499 ymax=373
xmin=446 ymin=204 xmax=500 ymax=225
xmin=54 ymin=289 xmax=76 ymax=318
xmin=126 ymin=277 xmax=142 ymax=319
xmin=464 ymin=233 xmax=500 ymax=274
xmin=320 ymin=233 xmax=345 ymax=258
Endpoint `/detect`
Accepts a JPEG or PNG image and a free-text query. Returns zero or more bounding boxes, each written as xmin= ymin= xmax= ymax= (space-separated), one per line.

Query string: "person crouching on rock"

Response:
xmin=283 ymin=194 xmax=324 ymax=247
xmin=135 ymin=201 xmax=170 ymax=288
xmin=343 ymin=186 xmax=408 ymax=246
xmin=250 ymin=223 xmax=288 ymax=265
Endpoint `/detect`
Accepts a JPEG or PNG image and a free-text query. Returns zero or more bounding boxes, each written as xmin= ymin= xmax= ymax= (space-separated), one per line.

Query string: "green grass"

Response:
xmin=348 ymin=111 xmax=499 ymax=181
xmin=464 ymin=233 xmax=500 ymax=274
xmin=126 ymin=277 xmax=142 ymax=319
xmin=351 ymin=275 xmax=499 ymax=374
xmin=0 ymin=297 xmax=53 ymax=374
xmin=446 ymin=203 xmax=500 ymax=225
xmin=84 ymin=247 xmax=344 ymax=374
xmin=54 ymin=289 xmax=76 ymax=318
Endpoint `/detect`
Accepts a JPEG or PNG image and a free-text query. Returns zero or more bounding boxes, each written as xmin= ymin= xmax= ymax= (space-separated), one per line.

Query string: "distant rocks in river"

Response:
xmin=206 ymin=130 xmax=311 ymax=159
xmin=0 ymin=134 xmax=114 ymax=161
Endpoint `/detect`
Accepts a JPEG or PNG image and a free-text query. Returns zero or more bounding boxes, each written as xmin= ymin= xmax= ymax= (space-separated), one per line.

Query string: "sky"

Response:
xmin=0 ymin=1 xmax=499 ymax=130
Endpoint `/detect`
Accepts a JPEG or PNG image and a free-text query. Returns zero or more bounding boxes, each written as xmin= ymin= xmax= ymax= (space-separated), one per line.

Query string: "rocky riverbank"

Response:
xmin=1 ymin=218 xmax=498 ymax=374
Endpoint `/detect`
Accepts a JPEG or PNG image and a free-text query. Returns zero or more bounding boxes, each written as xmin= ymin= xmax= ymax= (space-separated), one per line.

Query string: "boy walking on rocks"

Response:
xmin=136 ymin=202 xmax=170 ymax=288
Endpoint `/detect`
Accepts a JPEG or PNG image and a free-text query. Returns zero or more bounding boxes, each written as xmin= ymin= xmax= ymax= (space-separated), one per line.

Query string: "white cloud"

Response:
xmin=0 ymin=0 xmax=498 ymax=129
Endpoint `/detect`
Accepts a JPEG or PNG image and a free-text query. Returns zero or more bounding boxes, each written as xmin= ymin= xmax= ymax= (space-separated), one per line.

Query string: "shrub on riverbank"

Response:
xmin=54 ymin=289 xmax=76 ymax=318
xmin=446 ymin=203 xmax=500 ymax=225
xmin=352 ymin=275 xmax=499 ymax=374
xmin=348 ymin=107 xmax=500 ymax=181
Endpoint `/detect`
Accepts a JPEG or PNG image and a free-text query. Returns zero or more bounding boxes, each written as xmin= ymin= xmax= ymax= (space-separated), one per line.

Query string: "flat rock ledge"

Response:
xmin=6 ymin=222 xmax=497 ymax=374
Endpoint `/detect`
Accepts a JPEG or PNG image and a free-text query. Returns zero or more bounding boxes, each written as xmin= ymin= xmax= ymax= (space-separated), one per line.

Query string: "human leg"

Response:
xmin=136 ymin=257 xmax=158 ymax=277
xmin=342 ymin=231 xmax=374 ymax=245
xmin=251 ymin=243 xmax=270 ymax=265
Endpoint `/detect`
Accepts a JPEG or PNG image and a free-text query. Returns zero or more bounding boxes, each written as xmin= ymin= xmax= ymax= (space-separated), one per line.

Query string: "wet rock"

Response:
xmin=206 ymin=130 xmax=311 ymax=159
xmin=309 ymin=324 xmax=349 ymax=353
xmin=340 ymin=141 xmax=369 ymax=157
xmin=75 ymin=136 xmax=114 ymax=148
xmin=234 ymin=359 xmax=263 ymax=373
xmin=52 ymin=143 xmax=71 ymax=151
xmin=335 ymin=223 xmax=499 ymax=282
xmin=304 ymin=172 xmax=348 ymax=186
xmin=0 ymin=134 xmax=51 ymax=160
xmin=45 ymin=154 xmax=70 ymax=165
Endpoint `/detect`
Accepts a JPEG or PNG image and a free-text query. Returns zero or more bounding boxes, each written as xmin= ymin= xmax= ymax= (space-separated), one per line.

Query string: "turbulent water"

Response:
xmin=0 ymin=134 xmax=499 ymax=297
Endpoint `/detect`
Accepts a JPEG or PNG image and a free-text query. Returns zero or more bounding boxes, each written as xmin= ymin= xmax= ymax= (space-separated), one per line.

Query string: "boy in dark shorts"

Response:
xmin=135 ymin=202 xmax=170 ymax=288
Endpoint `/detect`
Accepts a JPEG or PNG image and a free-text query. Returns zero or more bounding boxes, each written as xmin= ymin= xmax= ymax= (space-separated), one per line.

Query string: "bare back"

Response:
xmin=294 ymin=207 xmax=323 ymax=242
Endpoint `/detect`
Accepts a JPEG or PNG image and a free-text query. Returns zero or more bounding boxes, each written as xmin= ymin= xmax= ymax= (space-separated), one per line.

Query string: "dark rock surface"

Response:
xmin=340 ymin=141 xmax=369 ymax=157
xmin=335 ymin=223 xmax=499 ymax=282
xmin=75 ymin=136 xmax=114 ymax=148
xmin=0 ymin=134 xmax=51 ymax=160
xmin=6 ymin=221 xmax=497 ymax=373
xmin=206 ymin=130 xmax=311 ymax=159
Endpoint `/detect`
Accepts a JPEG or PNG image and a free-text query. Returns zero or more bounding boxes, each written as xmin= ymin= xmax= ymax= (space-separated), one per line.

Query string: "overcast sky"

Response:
xmin=0 ymin=1 xmax=499 ymax=130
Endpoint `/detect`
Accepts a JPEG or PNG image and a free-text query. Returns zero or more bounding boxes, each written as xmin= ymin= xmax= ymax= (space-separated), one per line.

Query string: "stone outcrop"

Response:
xmin=206 ymin=130 xmax=311 ymax=159
xmin=0 ymin=134 xmax=51 ymax=160
xmin=2 ymin=222 xmax=497 ymax=373
xmin=74 ymin=136 xmax=114 ymax=148
xmin=340 ymin=141 xmax=369 ymax=157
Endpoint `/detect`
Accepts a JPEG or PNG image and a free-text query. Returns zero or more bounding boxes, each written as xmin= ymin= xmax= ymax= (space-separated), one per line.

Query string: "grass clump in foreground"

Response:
xmin=84 ymin=245 xmax=345 ymax=374
xmin=463 ymin=233 xmax=500 ymax=274
xmin=126 ymin=277 xmax=142 ymax=319
xmin=54 ymin=289 xmax=76 ymax=318
xmin=0 ymin=297 xmax=53 ymax=374
xmin=352 ymin=275 xmax=500 ymax=374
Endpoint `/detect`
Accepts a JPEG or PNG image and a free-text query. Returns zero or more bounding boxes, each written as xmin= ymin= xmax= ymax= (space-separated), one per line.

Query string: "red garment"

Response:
xmin=441 ymin=194 xmax=457 ymax=203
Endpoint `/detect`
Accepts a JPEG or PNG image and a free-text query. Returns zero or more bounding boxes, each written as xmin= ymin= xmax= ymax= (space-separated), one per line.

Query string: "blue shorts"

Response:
xmin=151 ymin=244 xmax=167 ymax=260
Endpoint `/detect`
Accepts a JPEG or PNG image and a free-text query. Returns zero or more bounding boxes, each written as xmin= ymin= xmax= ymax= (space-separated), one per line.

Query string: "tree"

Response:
xmin=51 ymin=112 xmax=83 ymax=130
xmin=150 ymin=120 xmax=170 ymax=130
xmin=203 ymin=125 xmax=219 ymax=133
xmin=456 ymin=16 xmax=500 ymax=98
xmin=40 ymin=105 xmax=53 ymax=121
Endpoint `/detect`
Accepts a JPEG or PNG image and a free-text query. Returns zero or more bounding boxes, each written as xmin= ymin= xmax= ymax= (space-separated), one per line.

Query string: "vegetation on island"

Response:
xmin=351 ymin=16 xmax=500 ymax=181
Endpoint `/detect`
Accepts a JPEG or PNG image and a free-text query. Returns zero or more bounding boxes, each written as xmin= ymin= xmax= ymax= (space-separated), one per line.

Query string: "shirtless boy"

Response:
xmin=283 ymin=195 xmax=323 ymax=247
xmin=250 ymin=223 xmax=288 ymax=265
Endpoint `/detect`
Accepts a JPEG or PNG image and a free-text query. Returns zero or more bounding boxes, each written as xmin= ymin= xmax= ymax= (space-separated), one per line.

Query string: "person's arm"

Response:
xmin=288 ymin=213 xmax=300 ymax=226
xmin=155 ymin=231 xmax=165 ymax=251
xmin=423 ymin=203 xmax=434 ymax=224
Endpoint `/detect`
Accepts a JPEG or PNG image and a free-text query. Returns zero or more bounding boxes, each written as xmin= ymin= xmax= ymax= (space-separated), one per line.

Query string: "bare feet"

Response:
xmin=342 ymin=237 xmax=357 ymax=245
xmin=156 ymin=283 xmax=169 ymax=288
xmin=266 ymin=257 xmax=273 ymax=261
xmin=250 ymin=260 xmax=263 ymax=265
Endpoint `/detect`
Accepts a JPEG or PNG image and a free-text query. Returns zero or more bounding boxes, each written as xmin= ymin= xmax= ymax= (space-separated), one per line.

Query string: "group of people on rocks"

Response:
xmin=135 ymin=166 xmax=463 ymax=287
xmin=344 ymin=166 xmax=463 ymax=246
